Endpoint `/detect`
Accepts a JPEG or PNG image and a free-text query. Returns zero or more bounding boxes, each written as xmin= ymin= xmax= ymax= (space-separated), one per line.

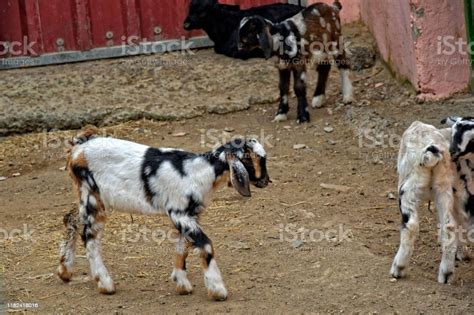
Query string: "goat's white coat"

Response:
xmin=340 ymin=69 xmax=354 ymax=103
xmin=390 ymin=121 xmax=457 ymax=283
xmin=273 ymin=113 xmax=288 ymax=122
xmin=76 ymin=137 xmax=216 ymax=215
xmin=289 ymin=13 xmax=306 ymax=35
xmin=312 ymin=95 xmax=325 ymax=108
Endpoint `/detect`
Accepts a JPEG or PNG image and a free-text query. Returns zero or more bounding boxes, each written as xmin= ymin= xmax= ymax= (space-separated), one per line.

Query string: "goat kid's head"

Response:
xmin=184 ymin=0 xmax=218 ymax=30
xmin=238 ymin=16 xmax=274 ymax=59
xmin=218 ymin=138 xmax=271 ymax=197
xmin=441 ymin=116 xmax=474 ymax=160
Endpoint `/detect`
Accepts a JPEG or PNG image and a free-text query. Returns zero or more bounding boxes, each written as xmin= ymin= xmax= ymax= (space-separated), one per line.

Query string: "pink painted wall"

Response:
xmin=360 ymin=0 xmax=417 ymax=86
xmin=411 ymin=0 xmax=469 ymax=98
xmin=360 ymin=0 xmax=469 ymax=98
xmin=307 ymin=0 xmax=361 ymax=24
xmin=307 ymin=0 xmax=470 ymax=97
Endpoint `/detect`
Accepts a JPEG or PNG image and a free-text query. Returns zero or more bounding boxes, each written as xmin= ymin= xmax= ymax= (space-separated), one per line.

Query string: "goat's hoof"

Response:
xmin=98 ymin=285 xmax=116 ymax=295
xmin=99 ymin=287 xmax=116 ymax=295
xmin=438 ymin=270 xmax=453 ymax=284
xmin=57 ymin=265 xmax=72 ymax=282
xmin=208 ymin=288 xmax=228 ymax=301
xmin=273 ymin=114 xmax=288 ymax=122
xmin=98 ymin=277 xmax=116 ymax=294
xmin=172 ymin=269 xmax=193 ymax=295
xmin=176 ymin=285 xmax=193 ymax=295
xmin=390 ymin=264 xmax=405 ymax=279
xmin=343 ymin=96 xmax=354 ymax=104
xmin=312 ymin=95 xmax=325 ymax=108
xmin=456 ymin=247 xmax=470 ymax=262
xmin=296 ymin=114 xmax=310 ymax=124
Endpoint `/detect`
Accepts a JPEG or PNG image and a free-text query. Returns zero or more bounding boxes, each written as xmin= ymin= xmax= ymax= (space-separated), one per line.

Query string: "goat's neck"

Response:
xmin=202 ymin=5 xmax=240 ymax=41
xmin=200 ymin=150 xmax=229 ymax=177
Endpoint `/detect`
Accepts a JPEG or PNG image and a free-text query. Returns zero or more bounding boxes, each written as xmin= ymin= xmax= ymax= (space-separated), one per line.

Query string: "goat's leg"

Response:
xmin=455 ymin=225 xmax=470 ymax=262
xmin=58 ymin=206 xmax=79 ymax=282
xmin=171 ymin=236 xmax=193 ymax=295
xmin=79 ymin=189 xmax=115 ymax=294
xmin=170 ymin=212 xmax=227 ymax=300
xmin=196 ymin=235 xmax=227 ymax=301
xmin=312 ymin=63 xmax=331 ymax=108
xmin=390 ymin=188 xmax=420 ymax=279
xmin=434 ymin=189 xmax=457 ymax=283
xmin=335 ymin=51 xmax=354 ymax=104
xmin=292 ymin=66 xmax=310 ymax=124
xmin=274 ymin=68 xmax=291 ymax=122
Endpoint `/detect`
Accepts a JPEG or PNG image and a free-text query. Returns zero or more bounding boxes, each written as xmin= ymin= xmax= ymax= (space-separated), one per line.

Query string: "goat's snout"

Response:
xmin=255 ymin=177 xmax=271 ymax=188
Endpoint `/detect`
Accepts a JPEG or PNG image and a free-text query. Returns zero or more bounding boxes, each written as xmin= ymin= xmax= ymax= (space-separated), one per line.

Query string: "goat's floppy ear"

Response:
xmin=258 ymin=27 xmax=273 ymax=59
xmin=441 ymin=116 xmax=461 ymax=126
xmin=258 ymin=28 xmax=273 ymax=59
xmin=227 ymin=155 xmax=251 ymax=197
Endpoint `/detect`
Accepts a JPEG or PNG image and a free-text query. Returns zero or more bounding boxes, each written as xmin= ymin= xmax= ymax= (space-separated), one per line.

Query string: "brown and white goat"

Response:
xmin=57 ymin=127 xmax=270 ymax=300
xmin=238 ymin=1 xmax=354 ymax=123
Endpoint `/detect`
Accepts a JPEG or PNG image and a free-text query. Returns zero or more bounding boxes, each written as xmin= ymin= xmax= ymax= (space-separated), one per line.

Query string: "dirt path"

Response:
xmin=1 ymin=25 xmax=474 ymax=314
xmin=1 ymin=92 xmax=473 ymax=313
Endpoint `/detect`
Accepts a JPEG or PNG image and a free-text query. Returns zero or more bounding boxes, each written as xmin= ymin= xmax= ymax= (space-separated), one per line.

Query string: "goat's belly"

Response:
xmin=91 ymin=167 xmax=163 ymax=215
xmin=99 ymin=183 xmax=162 ymax=215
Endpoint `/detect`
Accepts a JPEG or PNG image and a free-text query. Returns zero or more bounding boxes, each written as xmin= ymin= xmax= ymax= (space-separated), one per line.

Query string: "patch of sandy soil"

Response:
xmin=0 ymin=23 xmax=375 ymax=136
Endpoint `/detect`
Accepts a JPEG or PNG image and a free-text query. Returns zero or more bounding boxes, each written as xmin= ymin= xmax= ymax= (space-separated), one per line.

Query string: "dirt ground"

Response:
xmin=1 ymin=24 xmax=474 ymax=314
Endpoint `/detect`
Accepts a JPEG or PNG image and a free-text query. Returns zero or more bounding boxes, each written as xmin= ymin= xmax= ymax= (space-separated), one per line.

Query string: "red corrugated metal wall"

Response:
xmin=0 ymin=0 xmax=287 ymax=58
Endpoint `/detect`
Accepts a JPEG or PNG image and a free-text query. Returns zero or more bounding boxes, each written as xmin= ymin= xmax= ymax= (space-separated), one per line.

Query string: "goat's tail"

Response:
xmin=441 ymin=116 xmax=460 ymax=127
xmin=420 ymin=145 xmax=443 ymax=168
xmin=333 ymin=0 xmax=342 ymax=11
xmin=69 ymin=126 xmax=100 ymax=147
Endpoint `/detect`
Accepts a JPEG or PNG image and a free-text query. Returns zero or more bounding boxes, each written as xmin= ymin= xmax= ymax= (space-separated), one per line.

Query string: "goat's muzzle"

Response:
xmin=255 ymin=177 xmax=271 ymax=188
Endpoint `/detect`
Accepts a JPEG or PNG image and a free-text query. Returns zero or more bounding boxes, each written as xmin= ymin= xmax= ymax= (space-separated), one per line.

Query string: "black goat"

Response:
xmin=183 ymin=0 xmax=303 ymax=60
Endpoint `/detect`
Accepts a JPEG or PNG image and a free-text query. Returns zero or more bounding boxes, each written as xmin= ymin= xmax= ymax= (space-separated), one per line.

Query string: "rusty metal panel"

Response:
xmin=0 ymin=0 xmax=291 ymax=68
xmin=0 ymin=1 xmax=25 ymax=57
xmin=36 ymin=0 xmax=78 ymax=53
xmin=88 ymin=0 xmax=127 ymax=47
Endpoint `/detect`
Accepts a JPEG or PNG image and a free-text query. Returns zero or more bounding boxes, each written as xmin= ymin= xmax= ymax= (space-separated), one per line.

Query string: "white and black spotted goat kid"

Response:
xmin=57 ymin=127 xmax=270 ymax=300
xmin=238 ymin=0 xmax=353 ymax=123
xmin=443 ymin=116 xmax=474 ymax=229
xmin=443 ymin=116 xmax=474 ymax=161
xmin=390 ymin=121 xmax=458 ymax=283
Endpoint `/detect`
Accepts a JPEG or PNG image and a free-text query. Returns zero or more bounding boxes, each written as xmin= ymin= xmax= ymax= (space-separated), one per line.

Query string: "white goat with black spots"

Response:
xmin=57 ymin=127 xmax=270 ymax=300
xmin=390 ymin=121 xmax=458 ymax=283
xmin=444 ymin=116 xmax=474 ymax=257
